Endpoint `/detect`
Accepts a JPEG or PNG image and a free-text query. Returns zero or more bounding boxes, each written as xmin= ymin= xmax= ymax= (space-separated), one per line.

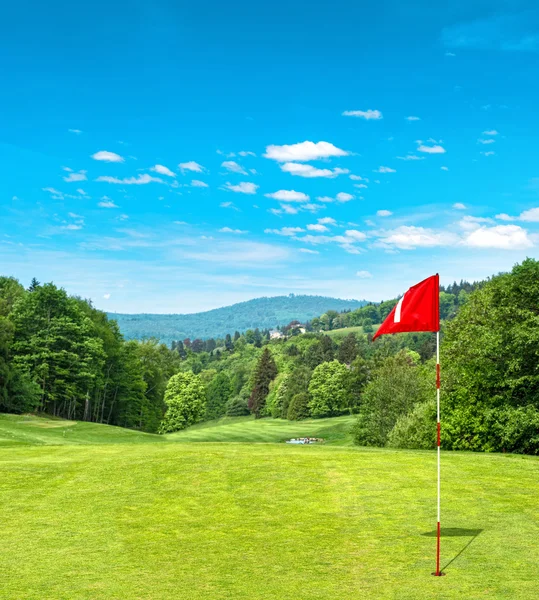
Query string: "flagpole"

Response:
xmin=435 ymin=329 xmax=442 ymax=576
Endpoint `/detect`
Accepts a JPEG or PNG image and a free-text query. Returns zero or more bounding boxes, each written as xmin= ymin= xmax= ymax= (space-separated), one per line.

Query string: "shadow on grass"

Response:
xmin=421 ymin=528 xmax=483 ymax=573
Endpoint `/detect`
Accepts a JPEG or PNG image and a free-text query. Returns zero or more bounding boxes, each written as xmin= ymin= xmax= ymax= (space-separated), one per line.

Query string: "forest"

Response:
xmin=1 ymin=260 xmax=538 ymax=453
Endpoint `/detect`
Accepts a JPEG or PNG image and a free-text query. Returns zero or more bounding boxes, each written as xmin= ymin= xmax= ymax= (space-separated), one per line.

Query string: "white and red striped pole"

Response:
xmin=434 ymin=330 xmax=442 ymax=576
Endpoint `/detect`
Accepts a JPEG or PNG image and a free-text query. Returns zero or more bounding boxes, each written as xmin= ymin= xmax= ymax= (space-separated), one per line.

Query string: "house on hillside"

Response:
xmin=270 ymin=329 xmax=285 ymax=339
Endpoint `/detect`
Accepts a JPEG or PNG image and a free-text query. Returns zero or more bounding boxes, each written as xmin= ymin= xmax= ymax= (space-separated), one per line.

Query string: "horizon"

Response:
xmin=2 ymin=1 xmax=539 ymax=313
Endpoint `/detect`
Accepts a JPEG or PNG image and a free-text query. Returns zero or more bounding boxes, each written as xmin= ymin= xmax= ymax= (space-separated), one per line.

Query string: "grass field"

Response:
xmin=1 ymin=414 xmax=539 ymax=599
xmin=167 ymin=414 xmax=356 ymax=444
xmin=326 ymin=324 xmax=380 ymax=338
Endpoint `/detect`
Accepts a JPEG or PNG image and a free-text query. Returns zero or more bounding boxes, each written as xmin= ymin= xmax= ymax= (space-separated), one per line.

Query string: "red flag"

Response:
xmin=372 ymin=274 xmax=439 ymax=340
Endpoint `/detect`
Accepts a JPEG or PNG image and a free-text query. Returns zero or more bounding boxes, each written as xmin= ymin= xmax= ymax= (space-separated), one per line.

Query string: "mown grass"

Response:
xmin=1 ymin=441 xmax=538 ymax=599
xmin=326 ymin=324 xmax=380 ymax=339
xmin=2 ymin=414 xmax=539 ymax=599
xmin=167 ymin=414 xmax=357 ymax=445
xmin=0 ymin=413 xmax=163 ymax=446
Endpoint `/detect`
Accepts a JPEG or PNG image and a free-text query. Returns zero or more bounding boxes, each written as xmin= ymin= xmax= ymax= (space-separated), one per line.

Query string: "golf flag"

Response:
xmin=372 ymin=274 xmax=440 ymax=340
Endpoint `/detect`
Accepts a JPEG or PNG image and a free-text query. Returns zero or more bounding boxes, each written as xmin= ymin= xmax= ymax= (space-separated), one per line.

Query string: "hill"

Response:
xmin=108 ymin=294 xmax=367 ymax=343
xmin=2 ymin=425 xmax=538 ymax=598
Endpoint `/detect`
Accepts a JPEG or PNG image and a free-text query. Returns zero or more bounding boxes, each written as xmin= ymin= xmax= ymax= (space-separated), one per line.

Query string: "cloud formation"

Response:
xmin=265 ymin=190 xmax=310 ymax=202
xmin=342 ymin=109 xmax=383 ymax=120
xmin=264 ymin=140 xmax=349 ymax=162
xmin=280 ymin=163 xmax=349 ymax=178
xmin=221 ymin=161 xmax=247 ymax=174
xmin=91 ymin=151 xmax=124 ymax=163
xmin=223 ymin=182 xmax=259 ymax=194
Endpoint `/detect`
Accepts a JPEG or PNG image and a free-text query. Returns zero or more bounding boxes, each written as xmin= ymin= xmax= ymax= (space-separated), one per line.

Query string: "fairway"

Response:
xmin=1 ymin=436 xmax=538 ymax=599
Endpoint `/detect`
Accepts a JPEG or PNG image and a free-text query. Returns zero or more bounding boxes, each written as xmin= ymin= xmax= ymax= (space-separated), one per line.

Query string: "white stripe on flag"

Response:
xmin=394 ymin=294 xmax=405 ymax=323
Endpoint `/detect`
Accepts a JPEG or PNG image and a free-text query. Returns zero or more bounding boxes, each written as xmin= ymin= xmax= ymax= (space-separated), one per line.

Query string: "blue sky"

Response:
xmin=1 ymin=0 xmax=539 ymax=313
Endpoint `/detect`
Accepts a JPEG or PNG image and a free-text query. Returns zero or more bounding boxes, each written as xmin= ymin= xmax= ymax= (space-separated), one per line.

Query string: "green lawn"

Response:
xmin=326 ymin=324 xmax=380 ymax=338
xmin=167 ymin=414 xmax=357 ymax=445
xmin=1 ymin=414 xmax=539 ymax=599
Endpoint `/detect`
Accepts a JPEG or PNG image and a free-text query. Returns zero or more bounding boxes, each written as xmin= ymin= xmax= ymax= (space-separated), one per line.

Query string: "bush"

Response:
xmin=159 ymin=372 xmax=206 ymax=433
xmin=287 ymin=393 xmax=310 ymax=420
xmin=352 ymin=351 xmax=432 ymax=446
xmin=387 ymin=400 xmax=436 ymax=449
xmin=226 ymin=391 xmax=250 ymax=416
xmin=308 ymin=360 xmax=349 ymax=418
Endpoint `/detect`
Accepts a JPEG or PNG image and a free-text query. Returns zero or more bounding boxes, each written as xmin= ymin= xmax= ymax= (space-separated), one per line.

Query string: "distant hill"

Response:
xmin=109 ymin=294 xmax=367 ymax=344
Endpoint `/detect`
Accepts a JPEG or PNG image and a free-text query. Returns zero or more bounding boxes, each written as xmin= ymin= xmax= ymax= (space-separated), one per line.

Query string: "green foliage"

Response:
xmin=441 ymin=259 xmax=539 ymax=453
xmin=159 ymin=372 xmax=206 ymax=433
xmin=352 ymin=352 xmax=432 ymax=446
xmin=387 ymin=400 xmax=436 ymax=450
xmin=248 ymin=347 xmax=277 ymax=418
xmin=308 ymin=360 xmax=349 ymax=418
xmin=287 ymin=392 xmax=310 ymax=420
xmin=337 ymin=332 xmax=358 ymax=364
xmin=205 ymin=372 xmax=232 ymax=420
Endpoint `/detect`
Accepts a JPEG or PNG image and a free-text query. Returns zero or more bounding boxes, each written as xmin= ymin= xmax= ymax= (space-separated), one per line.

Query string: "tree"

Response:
xmin=248 ymin=347 xmax=277 ymax=418
xmin=234 ymin=331 xmax=241 ymax=341
xmin=287 ymin=393 xmax=310 ymax=420
xmin=28 ymin=277 xmax=40 ymax=292
xmin=225 ymin=334 xmax=233 ymax=351
xmin=159 ymin=372 xmax=206 ymax=433
xmin=352 ymin=351 xmax=431 ymax=447
xmin=338 ymin=333 xmax=358 ymax=364
xmin=191 ymin=338 xmax=204 ymax=353
xmin=205 ymin=338 xmax=217 ymax=353
xmin=205 ymin=372 xmax=231 ymax=420
xmin=308 ymin=360 xmax=349 ymax=418
xmin=441 ymin=259 xmax=539 ymax=452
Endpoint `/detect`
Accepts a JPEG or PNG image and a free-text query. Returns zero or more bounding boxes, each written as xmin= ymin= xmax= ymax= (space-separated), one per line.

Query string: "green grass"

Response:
xmin=326 ymin=324 xmax=380 ymax=338
xmin=167 ymin=414 xmax=357 ymax=445
xmin=0 ymin=413 xmax=163 ymax=446
xmin=1 ymin=413 xmax=539 ymax=599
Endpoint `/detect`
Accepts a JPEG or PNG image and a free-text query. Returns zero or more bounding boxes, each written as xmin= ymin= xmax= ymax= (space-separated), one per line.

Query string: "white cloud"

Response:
xmin=265 ymin=227 xmax=304 ymax=236
xmin=318 ymin=217 xmax=336 ymax=225
xmin=96 ymin=174 xmax=163 ymax=185
xmin=98 ymin=199 xmax=119 ymax=208
xmin=264 ymin=190 xmax=310 ymax=202
xmin=495 ymin=213 xmax=515 ymax=221
xmin=336 ymin=192 xmax=354 ymax=203
xmin=307 ymin=224 xmax=329 ymax=232
xmin=342 ymin=109 xmax=383 ymax=120
xmin=238 ymin=151 xmax=256 ymax=157
xmin=91 ymin=150 xmax=124 ymax=163
xmin=396 ymin=155 xmax=425 ymax=161
xmin=219 ymin=227 xmax=248 ymax=234
xmin=478 ymin=139 xmax=496 ymax=145
xmin=223 ymin=182 xmax=258 ymax=194
xmin=377 ymin=210 xmax=392 ymax=217
xmin=299 ymin=248 xmax=319 ymax=254
xmin=191 ymin=180 xmax=209 ymax=188
xmin=354 ymin=183 xmax=368 ymax=189
xmin=220 ymin=202 xmax=239 ymax=211
xmin=405 ymin=116 xmax=421 ymax=121
xmin=356 ymin=270 xmax=372 ymax=278
xmin=375 ymin=166 xmax=396 ymax=173
xmin=264 ymin=140 xmax=349 ymax=162
xmin=68 ymin=129 xmax=82 ymax=134
xmin=280 ymin=163 xmax=349 ymax=178
xmin=453 ymin=203 xmax=466 ymax=210
xmin=221 ymin=161 xmax=247 ymax=175
xmin=481 ymin=151 xmax=495 ymax=156
xmin=350 ymin=175 xmax=369 ymax=181
xmin=344 ymin=230 xmax=367 ymax=241
xmin=302 ymin=204 xmax=324 ymax=213
xmin=464 ymin=225 xmax=533 ymax=250
xmin=483 ymin=130 xmax=499 ymax=136
xmin=103 ymin=294 xmax=111 ymax=300
xmin=279 ymin=204 xmax=299 ymax=214
xmin=458 ymin=215 xmax=495 ymax=231
xmin=417 ymin=143 xmax=446 ymax=154
xmin=179 ymin=161 xmax=205 ymax=173
xmin=441 ymin=166 xmax=449 ymax=171
xmin=377 ymin=226 xmax=457 ymax=249
xmin=151 ymin=164 xmax=176 ymax=177
xmin=62 ymin=224 xmax=83 ymax=231
xmin=63 ymin=170 xmax=87 ymax=182
xmin=520 ymin=208 xmax=539 ymax=222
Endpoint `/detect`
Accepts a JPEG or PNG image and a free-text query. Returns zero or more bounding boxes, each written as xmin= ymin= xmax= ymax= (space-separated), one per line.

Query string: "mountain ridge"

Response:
xmin=108 ymin=294 xmax=368 ymax=344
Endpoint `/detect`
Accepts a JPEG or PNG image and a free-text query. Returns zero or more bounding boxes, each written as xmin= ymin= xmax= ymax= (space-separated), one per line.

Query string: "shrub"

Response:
xmin=308 ymin=360 xmax=349 ymax=418
xmin=287 ymin=392 xmax=310 ymax=421
xmin=159 ymin=372 xmax=206 ymax=433
xmin=387 ymin=399 xmax=436 ymax=449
